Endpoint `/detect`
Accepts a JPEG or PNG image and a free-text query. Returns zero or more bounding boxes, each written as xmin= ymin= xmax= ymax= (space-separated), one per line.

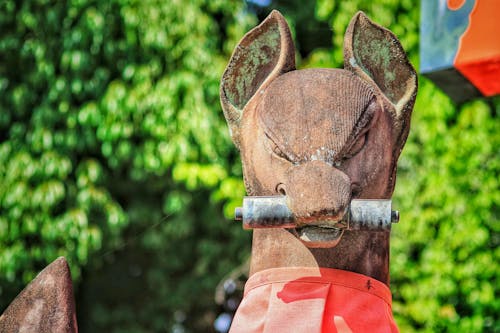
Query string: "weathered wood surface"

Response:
xmin=0 ymin=257 xmax=78 ymax=333
xmin=221 ymin=10 xmax=417 ymax=284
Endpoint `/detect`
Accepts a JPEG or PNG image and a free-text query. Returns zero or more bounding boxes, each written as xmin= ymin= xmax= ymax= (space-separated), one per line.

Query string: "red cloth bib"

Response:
xmin=229 ymin=267 xmax=398 ymax=333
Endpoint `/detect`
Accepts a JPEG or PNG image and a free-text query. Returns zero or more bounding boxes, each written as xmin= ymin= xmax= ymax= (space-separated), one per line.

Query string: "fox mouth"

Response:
xmin=293 ymin=222 xmax=345 ymax=248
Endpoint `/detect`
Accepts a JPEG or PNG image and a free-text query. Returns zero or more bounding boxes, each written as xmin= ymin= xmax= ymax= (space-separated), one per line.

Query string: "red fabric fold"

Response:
xmin=230 ymin=267 xmax=398 ymax=333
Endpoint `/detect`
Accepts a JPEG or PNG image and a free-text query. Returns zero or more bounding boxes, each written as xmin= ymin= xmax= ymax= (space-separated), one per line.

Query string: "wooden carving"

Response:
xmin=221 ymin=10 xmax=417 ymax=283
xmin=0 ymin=257 xmax=78 ymax=333
xmin=221 ymin=10 xmax=417 ymax=332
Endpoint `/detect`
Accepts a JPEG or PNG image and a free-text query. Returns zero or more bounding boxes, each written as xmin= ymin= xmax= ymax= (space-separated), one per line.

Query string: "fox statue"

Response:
xmin=220 ymin=10 xmax=417 ymax=333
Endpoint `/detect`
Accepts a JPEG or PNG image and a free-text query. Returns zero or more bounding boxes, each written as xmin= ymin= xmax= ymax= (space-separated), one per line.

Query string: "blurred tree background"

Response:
xmin=0 ymin=0 xmax=497 ymax=332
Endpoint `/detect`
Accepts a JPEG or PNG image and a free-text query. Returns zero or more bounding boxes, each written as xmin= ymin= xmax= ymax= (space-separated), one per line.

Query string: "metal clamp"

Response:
xmin=235 ymin=196 xmax=399 ymax=231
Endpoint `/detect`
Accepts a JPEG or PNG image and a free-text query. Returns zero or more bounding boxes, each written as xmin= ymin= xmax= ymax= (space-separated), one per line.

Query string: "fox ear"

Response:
xmin=220 ymin=10 xmax=295 ymax=148
xmin=344 ymin=12 xmax=417 ymax=149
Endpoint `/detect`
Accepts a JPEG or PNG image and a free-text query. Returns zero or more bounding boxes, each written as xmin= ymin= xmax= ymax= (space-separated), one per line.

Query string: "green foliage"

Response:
xmin=307 ymin=1 xmax=499 ymax=332
xmin=0 ymin=0 xmax=252 ymax=331
xmin=392 ymin=87 xmax=499 ymax=333
xmin=1 ymin=0 xmax=498 ymax=332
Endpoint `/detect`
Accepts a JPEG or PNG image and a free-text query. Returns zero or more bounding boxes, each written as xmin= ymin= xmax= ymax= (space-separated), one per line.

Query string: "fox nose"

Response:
xmin=283 ymin=160 xmax=351 ymax=221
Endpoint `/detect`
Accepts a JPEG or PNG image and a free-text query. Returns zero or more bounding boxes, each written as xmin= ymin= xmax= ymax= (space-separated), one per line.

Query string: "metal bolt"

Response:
xmin=234 ymin=196 xmax=400 ymax=231
xmin=391 ymin=210 xmax=399 ymax=223
xmin=234 ymin=207 xmax=243 ymax=221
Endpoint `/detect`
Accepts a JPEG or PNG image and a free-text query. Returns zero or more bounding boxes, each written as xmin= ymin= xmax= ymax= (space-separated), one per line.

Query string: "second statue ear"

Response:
xmin=344 ymin=12 xmax=417 ymax=150
xmin=220 ymin=10 xmax=296 ymax=149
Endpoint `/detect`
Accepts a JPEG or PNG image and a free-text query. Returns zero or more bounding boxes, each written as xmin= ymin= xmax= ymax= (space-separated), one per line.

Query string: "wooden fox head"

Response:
xmin=220 ymin=11 xmax=417 ymax=247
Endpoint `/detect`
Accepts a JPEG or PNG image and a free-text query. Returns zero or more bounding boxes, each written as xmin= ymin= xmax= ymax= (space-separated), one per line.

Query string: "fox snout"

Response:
xmin=281 ymin=160 xmax=351 ymax=223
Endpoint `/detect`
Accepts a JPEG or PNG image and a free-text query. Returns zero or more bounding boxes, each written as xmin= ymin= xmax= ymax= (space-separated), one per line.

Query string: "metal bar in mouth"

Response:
xmin=234 ymin=196 xmax=399 ymax=231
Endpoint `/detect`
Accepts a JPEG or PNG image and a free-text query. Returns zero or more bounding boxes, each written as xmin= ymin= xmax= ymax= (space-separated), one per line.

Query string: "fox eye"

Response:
xmin=272 ymin=143 xmax=287 ymax=159
xmin=342 ymin=98 xmax=379 ymax=160
xmin=344 ymin=132 xmax=367 ymax=159
xmin=265 ymin=134 xmax=289 ymax=161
